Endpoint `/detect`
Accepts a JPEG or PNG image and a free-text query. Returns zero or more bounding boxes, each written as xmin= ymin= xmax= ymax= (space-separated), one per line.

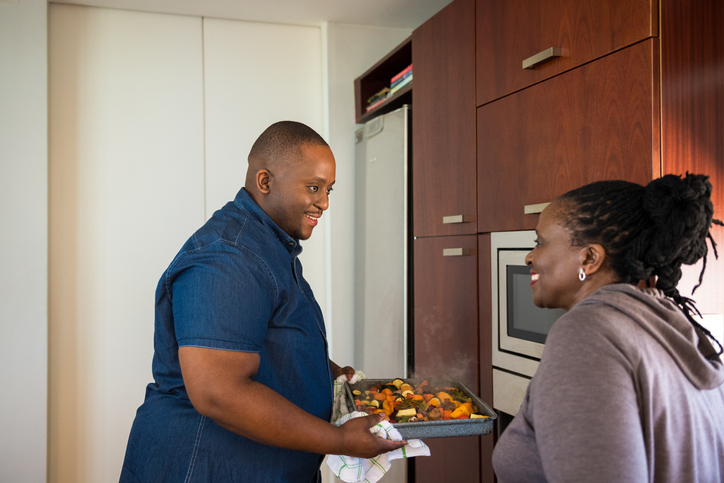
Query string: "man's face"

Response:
xmin=264 ymin=144 xmax=336 ymax=240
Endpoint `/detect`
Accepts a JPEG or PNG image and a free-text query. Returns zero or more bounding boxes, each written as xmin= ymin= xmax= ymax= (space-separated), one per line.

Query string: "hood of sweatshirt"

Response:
xmin=579 ymin=283 xmax=724 ymax=390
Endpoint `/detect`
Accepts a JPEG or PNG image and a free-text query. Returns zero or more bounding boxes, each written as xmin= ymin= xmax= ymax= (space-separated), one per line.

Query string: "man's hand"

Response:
xmin=331 ymin=360 xmax=355 ymax=380
xmin=338 ymin=413 xmax=407 ymax=458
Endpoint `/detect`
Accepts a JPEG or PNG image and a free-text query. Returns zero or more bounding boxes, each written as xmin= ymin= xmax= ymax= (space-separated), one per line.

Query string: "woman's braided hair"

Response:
xmin=556 ymin=173 xmax=723 ymax=353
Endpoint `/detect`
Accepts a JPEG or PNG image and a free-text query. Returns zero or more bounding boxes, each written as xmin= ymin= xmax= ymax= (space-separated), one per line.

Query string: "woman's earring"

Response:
xmin=579 ymin=267 xmax=586 ymax=281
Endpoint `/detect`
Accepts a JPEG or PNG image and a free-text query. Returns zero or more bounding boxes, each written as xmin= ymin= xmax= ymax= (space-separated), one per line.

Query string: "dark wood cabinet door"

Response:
xmin=413 ymin=235 xmax=480 ymax=391
xmin=477 ymin=234 xmax=495 ymax=483
xmin=413 ymin=235 xmax=481 ymax=483
xmin=477 ymin=39 xmax=661 ymax=233
xmin=412 ymin=0 xmax=477 ymax=237
xmin=476 ymin=0 xmax=657 ymax=106
xmin=661 ymin=0 xmax=724 ymax=316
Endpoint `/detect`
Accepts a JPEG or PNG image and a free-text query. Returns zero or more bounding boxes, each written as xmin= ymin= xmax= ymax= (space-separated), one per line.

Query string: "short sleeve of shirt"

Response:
xmin=170 ymin=244 xmax=277 ymax=353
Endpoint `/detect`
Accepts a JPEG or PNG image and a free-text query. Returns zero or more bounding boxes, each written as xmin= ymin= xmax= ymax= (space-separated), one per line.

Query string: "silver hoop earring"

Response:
xmin=579 ymin=267 xmax=586 ymax=281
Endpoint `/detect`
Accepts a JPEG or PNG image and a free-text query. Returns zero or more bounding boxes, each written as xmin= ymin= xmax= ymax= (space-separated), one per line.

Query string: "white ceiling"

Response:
xmin=50 ymin=0 xmax=455 ymax=29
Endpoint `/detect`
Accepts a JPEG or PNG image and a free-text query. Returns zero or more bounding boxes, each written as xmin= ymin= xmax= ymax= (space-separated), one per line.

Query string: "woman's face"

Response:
xmin=524 ymin=202 xmax=588 ymax=311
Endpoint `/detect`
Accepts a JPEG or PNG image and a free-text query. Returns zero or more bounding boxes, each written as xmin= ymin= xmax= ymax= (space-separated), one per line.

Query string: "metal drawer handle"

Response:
xmin=523 ymin=202 xmax=551 ymax=214
xmin=442 ymin=214 xmax=467 ymax=224
xmin=443 ymin=248 xmax=469 ymax=257
xmin=522 ymin=47 xmax=562 ymax=69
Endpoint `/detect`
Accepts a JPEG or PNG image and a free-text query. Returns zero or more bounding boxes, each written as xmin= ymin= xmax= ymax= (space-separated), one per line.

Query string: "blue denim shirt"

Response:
xmin=121 ymin=188 xmax=333 ymax=483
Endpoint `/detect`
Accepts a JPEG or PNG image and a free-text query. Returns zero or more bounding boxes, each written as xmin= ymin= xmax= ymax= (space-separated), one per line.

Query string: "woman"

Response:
xmin=492 ymin=174 xmax=724 ymax=482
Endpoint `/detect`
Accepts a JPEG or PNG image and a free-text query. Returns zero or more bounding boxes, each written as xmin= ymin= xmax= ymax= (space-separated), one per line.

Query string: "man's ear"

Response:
xmin=256 ymin=169 xmax=272 ymax=194
xmin=580 ymin=244 xmax=607 ymax=277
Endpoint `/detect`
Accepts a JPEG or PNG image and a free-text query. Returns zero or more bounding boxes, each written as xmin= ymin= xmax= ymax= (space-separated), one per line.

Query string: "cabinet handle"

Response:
xmin=442 ymin=215 xmax=467 ymax=224
xmin=443 ymin=248 xmax=469 ymax=257
xmin=523 ymin=202 xmax=551 ymax=214
xmin=522 ymin=47 xmax=562 ymax=69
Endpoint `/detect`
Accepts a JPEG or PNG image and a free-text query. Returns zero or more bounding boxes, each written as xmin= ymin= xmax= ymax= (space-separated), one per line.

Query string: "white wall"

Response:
xmin=202 ymin=17 xmax=327 ymax=308
xmin=0 ymin=0 xmax=48 ymax=481
xmin=48 ymin=5 xmax=206 ymax=481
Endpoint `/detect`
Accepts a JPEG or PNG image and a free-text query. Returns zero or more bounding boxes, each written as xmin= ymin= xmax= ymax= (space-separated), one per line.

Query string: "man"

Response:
xmin=121 ymin=121 xmax=404 ymax=482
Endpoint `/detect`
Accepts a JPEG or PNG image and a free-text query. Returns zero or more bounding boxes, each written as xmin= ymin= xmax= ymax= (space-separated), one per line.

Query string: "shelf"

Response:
xmin=358 ymin=82 xmax=412 ymax=124
xmin=354 ymin=37 xmax=412 ymax=124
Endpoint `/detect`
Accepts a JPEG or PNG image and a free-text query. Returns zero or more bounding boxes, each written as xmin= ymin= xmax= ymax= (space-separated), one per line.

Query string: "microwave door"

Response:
xmin=495 ymin=249 xmax=565 ymax=373
xmin=498 ymin=249 xmax=546 ymax=359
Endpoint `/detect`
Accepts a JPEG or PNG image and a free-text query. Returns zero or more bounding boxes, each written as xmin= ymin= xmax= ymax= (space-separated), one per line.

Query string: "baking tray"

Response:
xmin=344 ymin=378 xmax=496 ymax=439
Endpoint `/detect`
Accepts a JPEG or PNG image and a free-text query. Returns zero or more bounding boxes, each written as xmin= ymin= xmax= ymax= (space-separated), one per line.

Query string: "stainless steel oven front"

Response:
xmin=491 ymin=231 xmax=565 ymax=416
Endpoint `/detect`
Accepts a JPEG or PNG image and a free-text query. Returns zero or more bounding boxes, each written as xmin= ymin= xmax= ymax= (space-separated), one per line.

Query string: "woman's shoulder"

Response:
xmin=547 ymin=285 xmax=650 ymax=353
xmin=564 ymin=284 xmax=666 ymax=326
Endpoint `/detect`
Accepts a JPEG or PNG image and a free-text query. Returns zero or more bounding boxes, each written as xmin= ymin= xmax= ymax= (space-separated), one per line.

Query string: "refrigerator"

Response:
xmin=353 ymin=104 xmax=412 ymax=382
xmin=352 ymin=104 xmax=411 ymax=483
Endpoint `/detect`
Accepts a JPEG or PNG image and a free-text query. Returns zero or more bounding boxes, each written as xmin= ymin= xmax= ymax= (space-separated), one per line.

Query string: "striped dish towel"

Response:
xmin=326 ymin=372 xmax=430 ymax=483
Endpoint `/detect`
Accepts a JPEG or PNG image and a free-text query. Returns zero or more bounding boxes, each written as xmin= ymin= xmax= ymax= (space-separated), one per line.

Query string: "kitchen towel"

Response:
xmin=326 ymin=372 xmax=430 ymax=483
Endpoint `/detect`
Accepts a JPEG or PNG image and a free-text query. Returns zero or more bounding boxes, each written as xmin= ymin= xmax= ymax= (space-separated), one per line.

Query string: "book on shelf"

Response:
xmin=366 ymin=97 xmax=387 ymax=112
xmin=391 ymin=64 xmax=412 ymax=84
xmin=389 ymin=74 xmax=412 ymax=95
xmin=391 ymin=70 xmax=412 ymax=89
xmin=366 ymin=87 xmax=390 ymax=106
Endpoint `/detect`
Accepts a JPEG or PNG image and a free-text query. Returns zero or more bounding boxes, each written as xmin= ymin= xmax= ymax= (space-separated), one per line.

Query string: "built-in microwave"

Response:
xmin=491 ymin=230 xmax=565 ymax=416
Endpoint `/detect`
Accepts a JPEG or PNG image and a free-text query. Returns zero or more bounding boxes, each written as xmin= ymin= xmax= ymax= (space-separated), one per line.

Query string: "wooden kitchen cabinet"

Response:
xmin=403 ymin=0 xmax=723 ymax=482
xmin=660 ymin=0 xmax=724 ymax=317
xmin=476 ymin=0 xmax=657 ymax=106
xmin=412 ymin=0 xmax=477 ymax=238
xmin=477 ymin=39 xmax=661 ymax=233
xmin=412 ymin=235 xmax=483 ymax=483
xmin=477 ymin=234 xmax=494 ymax=483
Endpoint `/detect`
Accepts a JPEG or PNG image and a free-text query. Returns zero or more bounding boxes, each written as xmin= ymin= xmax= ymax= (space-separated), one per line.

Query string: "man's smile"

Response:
xmin=305 ymin=213 xmax=321 ymax=226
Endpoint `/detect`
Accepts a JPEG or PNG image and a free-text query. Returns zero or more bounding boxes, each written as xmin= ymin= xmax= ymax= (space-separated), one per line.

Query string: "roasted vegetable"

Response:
xmin=353 ymin=379 xmax=490 ymax=423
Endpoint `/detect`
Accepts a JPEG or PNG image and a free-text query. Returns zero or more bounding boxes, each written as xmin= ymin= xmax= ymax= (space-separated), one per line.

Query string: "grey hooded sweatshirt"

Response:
xmin=493 ymin=283 xmax=724 ymax=482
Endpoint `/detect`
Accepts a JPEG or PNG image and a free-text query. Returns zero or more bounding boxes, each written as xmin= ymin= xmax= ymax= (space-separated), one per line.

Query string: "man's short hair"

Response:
xmin=248 ymin=121 xmax=328 ymax=166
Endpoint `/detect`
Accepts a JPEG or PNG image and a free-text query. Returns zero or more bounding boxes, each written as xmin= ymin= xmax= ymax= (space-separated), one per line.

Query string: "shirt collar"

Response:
xmin=233 ymin=188 xmax=302 ymax=256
